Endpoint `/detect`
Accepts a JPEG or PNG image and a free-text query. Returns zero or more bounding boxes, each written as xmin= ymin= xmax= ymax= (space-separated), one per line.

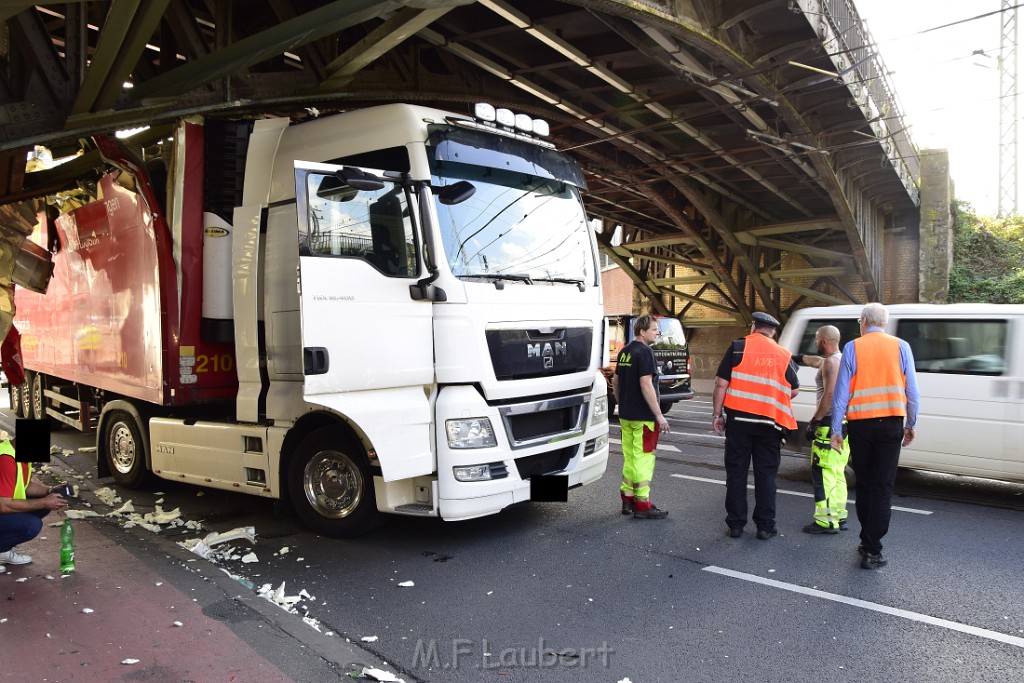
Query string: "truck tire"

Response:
xmin=287 ymin=426 xmax=379 ymax=538
xmin=660 ymin=401 xmax=673 ymax=416
xmin=103 ymin=410 xmax=150 ymax=488
xmin=9 ymin=382 xmax=24 ymax=418
xmin=17 ymin=376 xmax=32 ymax=419
xmin=31 ymin=373 xmax=46 ymax=421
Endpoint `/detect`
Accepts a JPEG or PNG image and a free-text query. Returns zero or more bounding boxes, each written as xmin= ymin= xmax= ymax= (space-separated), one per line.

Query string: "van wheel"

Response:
xmin=103 ymin=410 xmax=150 ymax=488
xmin=287 ymin=426 xmax=379 ymax=538
xmin=660 ymin=401 xmax=673 ymax=416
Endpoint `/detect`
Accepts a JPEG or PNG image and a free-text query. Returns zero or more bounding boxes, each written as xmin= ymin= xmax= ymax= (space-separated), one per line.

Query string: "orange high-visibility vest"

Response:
xmin=848 ymin=331 xmax=906 ymax=420
xmin=723 ymin=333 xmax=797 ymax=429
xmin=0 ymin=440 xmax=30 ymax=499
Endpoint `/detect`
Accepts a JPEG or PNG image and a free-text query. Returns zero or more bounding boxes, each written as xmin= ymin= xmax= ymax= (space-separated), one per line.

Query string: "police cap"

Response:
xmin=751 ymin=311 xmax=780 ymax=328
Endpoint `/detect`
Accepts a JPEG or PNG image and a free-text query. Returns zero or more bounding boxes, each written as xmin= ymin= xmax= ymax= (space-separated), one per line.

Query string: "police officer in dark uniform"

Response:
xmin=711 ymin=312 xmax=800 ymax=539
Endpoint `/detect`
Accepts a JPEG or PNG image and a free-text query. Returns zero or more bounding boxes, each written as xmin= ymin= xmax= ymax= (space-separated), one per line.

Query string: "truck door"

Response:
xmin=294 ymin=163 xmax=434 ymax=480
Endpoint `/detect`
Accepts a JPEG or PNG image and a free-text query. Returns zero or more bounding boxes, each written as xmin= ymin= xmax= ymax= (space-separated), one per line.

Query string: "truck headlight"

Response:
xmin=445 ymin=418 xmax=497 ymax=449
xmin=592 ymin=395 xmax=608 ymax=424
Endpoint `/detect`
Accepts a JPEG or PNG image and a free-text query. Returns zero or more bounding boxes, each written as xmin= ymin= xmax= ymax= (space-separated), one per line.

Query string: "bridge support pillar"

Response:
xmin=918 ymin=149 xmax=954 ymax=303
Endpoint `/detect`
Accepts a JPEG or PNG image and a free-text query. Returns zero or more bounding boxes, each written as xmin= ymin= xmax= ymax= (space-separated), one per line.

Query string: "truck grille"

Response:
xmin=498 ymin=394 xmax=589 ymax=450
xmin=514 ymin=446 xmax=576 ymax=480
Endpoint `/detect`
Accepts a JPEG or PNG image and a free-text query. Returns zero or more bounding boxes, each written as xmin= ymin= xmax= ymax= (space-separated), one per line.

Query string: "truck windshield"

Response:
xmin=430 ymin=161 xmax=595 ymax=285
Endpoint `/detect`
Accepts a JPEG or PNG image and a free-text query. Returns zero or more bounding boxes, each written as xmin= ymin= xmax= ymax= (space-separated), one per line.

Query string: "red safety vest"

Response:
xmin=723 ymin=333 xmax=797 ymax=429
xmin=848 ymin=331 xmax=907 ymax=420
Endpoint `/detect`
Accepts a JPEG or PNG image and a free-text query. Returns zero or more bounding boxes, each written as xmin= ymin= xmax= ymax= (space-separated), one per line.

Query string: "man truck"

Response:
xmin=12 ymin=103 xmax=610 ymax=536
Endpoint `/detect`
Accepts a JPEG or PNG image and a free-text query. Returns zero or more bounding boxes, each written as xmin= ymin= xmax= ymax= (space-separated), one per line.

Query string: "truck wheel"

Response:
xmin=287 ymin=426 xmax=379 ymax=538
xmin=103 ymin=410 xmax=149 ymax=488
xmin=17 ymin=376 xmax=31 ymax=419
xmin=659 ymin=401 xmax=673 ymax=416
xmin=9 ymin=382 xmax=24 ymax=418
xmin=31 ymin=373 xmax=46 ymax=421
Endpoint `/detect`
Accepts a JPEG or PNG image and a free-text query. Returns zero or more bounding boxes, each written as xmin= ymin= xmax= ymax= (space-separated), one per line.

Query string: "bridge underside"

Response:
xmin=0 ymin=0 xmax=919 ymax=324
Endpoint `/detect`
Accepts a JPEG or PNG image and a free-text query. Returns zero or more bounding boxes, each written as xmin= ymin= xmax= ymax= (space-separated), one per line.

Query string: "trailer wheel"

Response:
xmin=31 ymin=373 xmax=46 ymax=421
xmin=660 ymin=401 xmax=673 ymax=416
xmin=103 ymin=410 xmax=149 ymax=488
xmin=17 ymin=375 xmax=31 ymax=419
xmin=287 ymin=426 xmax=379 ymax=538
xmin=9 ymin=382 xmax=24 ymax=418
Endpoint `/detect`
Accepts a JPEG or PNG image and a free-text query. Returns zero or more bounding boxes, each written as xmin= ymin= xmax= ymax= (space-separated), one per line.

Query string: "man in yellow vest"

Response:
xmin=712 ymin=312 xmax=799 ymax=539
xmin=0 ymin=432 xmax=69 ymax=572
xmin=831 ymin=303 xmax=920 ymax=570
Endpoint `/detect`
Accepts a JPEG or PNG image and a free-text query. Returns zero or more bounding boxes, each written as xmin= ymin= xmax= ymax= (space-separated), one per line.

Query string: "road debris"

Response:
xmin=359 ymin=666 xmax=406 ymax=682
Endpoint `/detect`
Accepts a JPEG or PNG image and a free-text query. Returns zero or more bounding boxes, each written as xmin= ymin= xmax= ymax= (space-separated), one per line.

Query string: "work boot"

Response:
xmin=861 ymin=552 xmax=887 ymax=570
xmin=727 ymin=527 xmax=743 ymax=538
xmin=621 ymin=498 xmax=634 ymax=515
xmin=839 ymin=520 xmax=849 ymax=531
xmin=633 ymin=504 xmax=668 ymax=519
xmin=802 ymin=522 xmax=838 ymax=535
xmin=0 ymin=548 xmax=31 ymax=565
xmin=756 ymin=528 xmax=778 ymax=540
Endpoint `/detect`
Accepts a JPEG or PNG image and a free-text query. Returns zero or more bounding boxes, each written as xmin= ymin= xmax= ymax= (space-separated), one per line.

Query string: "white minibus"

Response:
xmin=778 ymin=304 xmax=1024 ymax=483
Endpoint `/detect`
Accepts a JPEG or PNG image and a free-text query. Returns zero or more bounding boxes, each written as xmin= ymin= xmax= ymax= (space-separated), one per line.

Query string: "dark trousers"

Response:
xmin=0 ymin=509 xmax=47 ymax=553
xmin=724 ymin=420 xmax=783 ymax=531
xmin=847 ymin=416 xmax=904 ymax=554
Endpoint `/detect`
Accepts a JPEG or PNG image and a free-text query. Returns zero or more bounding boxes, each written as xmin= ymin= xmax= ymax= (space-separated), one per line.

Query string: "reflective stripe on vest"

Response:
xmin=848 ymin=332 xmax=907 ymax=420
xmin=723 ymin=333 xmax=797 ymax=429
xmin=0 ymin=440 xmax=29 ymax=500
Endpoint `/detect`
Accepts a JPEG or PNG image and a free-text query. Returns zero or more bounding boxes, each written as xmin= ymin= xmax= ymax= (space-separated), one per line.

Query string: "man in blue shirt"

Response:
xmin=831 ymin=303 xmax=920 ymax=569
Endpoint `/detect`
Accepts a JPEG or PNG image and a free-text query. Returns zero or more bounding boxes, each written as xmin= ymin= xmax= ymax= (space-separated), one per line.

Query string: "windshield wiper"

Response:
xmin=533 ymin=276 xmax=587 ymax=291
xmin=459 ymin=273 xmax=534 ymax=289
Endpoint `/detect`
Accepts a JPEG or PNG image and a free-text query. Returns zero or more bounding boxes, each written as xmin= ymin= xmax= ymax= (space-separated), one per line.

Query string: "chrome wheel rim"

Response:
xmin=302 ymin=449 xmax=362 ymax=519
xmin=109 ymin=422 xmax=137 ymax=475
xmin=32 ymin=375 xmax=43 ymax=419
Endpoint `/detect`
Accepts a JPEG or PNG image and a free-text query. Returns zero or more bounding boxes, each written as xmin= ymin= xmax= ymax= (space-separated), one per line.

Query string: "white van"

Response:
xmin=778 ymin=304 xmax=1024 ymax=484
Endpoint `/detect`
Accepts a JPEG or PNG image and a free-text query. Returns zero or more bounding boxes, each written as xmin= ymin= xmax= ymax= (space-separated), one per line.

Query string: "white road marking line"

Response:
xmin=670 ymin=474 xmax=933 ymax=515
xmin=660 ymin=444 xmax=680 ymax=452
xmin=703 ymin=566 xmax=1024 ymax=649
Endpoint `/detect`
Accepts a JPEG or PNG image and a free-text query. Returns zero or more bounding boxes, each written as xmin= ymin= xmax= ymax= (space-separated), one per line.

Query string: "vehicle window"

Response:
xmin=303 ymin=170 xmax=416 ymax=277
xmin=607 ymin=318 xmax=626 ymax=358
xmin=896 ymin=319 xmax=1007 ymax=375
xmin=795 ymin=318 xmax=861 ymax=355
xmin=652 ymin=318 xmax=686 ymax=350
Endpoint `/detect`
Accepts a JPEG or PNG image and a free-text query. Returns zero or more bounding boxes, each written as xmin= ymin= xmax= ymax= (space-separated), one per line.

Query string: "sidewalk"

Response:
xmin=0 ymin=456 xmax=405 ymax=683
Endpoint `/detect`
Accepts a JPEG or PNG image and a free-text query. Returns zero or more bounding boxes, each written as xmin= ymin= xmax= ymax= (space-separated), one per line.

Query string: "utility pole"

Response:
xmin=998 ymin=0 xmax=1018 ymax=216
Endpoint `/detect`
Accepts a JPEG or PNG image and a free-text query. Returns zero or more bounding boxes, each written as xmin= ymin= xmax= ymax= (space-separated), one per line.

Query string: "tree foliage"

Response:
xmin=947 ymin=201 xmax=1024 ymax=303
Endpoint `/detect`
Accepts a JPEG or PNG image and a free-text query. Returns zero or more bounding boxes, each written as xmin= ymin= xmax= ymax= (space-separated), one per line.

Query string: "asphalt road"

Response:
xmin=7 ymin=392 xmax=1024 ymax=682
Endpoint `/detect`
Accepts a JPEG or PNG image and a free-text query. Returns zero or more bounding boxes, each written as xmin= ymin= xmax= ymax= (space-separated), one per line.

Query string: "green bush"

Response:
xmin=947 ymin=201 xmax=1024 ymax=303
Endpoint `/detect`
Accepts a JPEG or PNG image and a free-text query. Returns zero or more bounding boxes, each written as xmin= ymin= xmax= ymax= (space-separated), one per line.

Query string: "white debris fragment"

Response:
xmin=173 ymin=621 xmax=183 ymax=627
xmin=179 ymin=526 xmax=256 ymax=559
xmin=15 ymin=578 xmax=27 ymax=583
xmin=487 ymin=591 xmax=493 ymax=595
xmin=360 ymin=667 xmax=406 ymax=683
xmin=109 ymin=500 xmax=136 ymax=516
xmin=298 ymin=589 xmax=312 ymax=600
xmin=45 ymin=575 xmax=54 ymax=580
xmin=62 ymin=449 xmax=74 ymax=457
xmin=618 ymin=679 xmax=634 ymax=683
xmin=121 ymin=659 xmax=140 ymax=665
xmin=155 ymin=498 xmax=164 ymax=504
xmin=241 ymin=552 xmax=259 ymax=563
xmin=277 ymin=546 xmax=290 ymax=555
xmin=78 ymin=446 xmax=97 ymax=453
xmin=0 ymin=618 xmax=6 ymax=624
xmin=65 ymin=510 xmax=102 ymax=519
xmin=397 ymin=580 xmax=414 ymax=587
xmin=49 ymin=445 xmax=61 ymax=454
xmin=81 ymin=608 xmax=94 ymax=614
xmin=361 ymin=635 xmax=379 ymax=642
xmin=302 ymin=615 xmax=322 ymax=632
xmin=156 ymin=582 xmax=163 ymax=586
xmin=94 ymin=487 xmax=122 ymax=506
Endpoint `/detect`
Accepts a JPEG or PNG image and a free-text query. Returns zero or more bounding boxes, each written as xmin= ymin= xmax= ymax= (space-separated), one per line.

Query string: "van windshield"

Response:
xmin=652 ymin=318 xmax=686 ymax=350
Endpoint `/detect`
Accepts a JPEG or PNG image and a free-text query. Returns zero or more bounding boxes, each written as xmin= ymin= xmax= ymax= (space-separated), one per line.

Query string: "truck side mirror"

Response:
xmin=335 ymin=166 xmax=385 ymax=192
xmin=436 ymin=180 xmax=475 ymax=206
